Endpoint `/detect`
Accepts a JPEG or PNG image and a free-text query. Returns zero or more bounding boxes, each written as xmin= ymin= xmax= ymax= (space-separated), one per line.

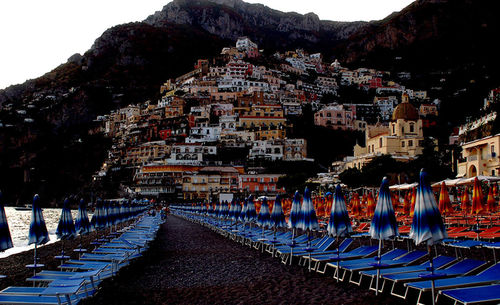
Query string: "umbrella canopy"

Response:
xmin=471 ymin=177 xmax=484 ymax=215
xmin=486 ymin=187 xmax=496 ymax=213
xmin=56 ymin=198 xmax=76 ymax=240
xmin=75 ymin=199 xmax=92 ymax=235
xmin=91 ymin=199 xmax=107 ymax=230
xmin=369 ymin=177 xmax=399 ymax=240
xmin=409 ymin=170 xmax=448 ymax=246
xmin=245 ymin=195 xmax=257 ymax=222
xmin=403 ymin=191 xmax=411 ymax=215
xmin=0 ymin=191 xmax=13 ymax=251
xmin=461 ymin=187 xmax=471 ymax=214
xmin=410 ymin=188 xmax=417 ymax=217
xmin=438 ymin=182 xmax=453 ymax=215
xmin=28 ymin=194 xmax=49 ymax=246
xmin=228 ymin=199 xmax=236 ymax=220
xmin=327 ymin=184 xmax=353 ymax=237
xmin=288 ymin=191 xmax=302 ymax=229
xmin=238 ymin=199 xmax=247 ymax=222
xmin=298 ymin=187 xmax=319 ymax=231
xmin=257 ymin=197 xmax=272 ymax=228
xmin=350 ymin=193 xmax=361 ymax=217
xmin=366 ymin=191 xmax=376 ymax=218
xmin=270 ymin=195 xmax=287 ymax=228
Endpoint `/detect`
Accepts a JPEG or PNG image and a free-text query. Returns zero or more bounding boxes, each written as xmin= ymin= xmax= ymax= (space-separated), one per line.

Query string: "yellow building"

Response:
xmin=457 ymin=133 xmax=500 ymax=177
xmin=239 ymin=104 xmax=286 ymax=129
xmin=345 ymin=94 xmax=425 ymax=169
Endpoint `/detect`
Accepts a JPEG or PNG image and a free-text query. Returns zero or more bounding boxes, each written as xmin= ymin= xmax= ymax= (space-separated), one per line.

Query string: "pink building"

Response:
xmin=314 ymin=105 xmax=354 ymax=130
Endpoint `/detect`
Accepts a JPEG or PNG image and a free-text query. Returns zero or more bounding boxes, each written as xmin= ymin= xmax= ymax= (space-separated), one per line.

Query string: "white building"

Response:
xmin=236 ymin=37 xmax=257 ymax=51
xmin=248 ymin=140 xmax=283 ymax=161
xmin=185 ymin=126 xmax=221 ymax=143
xmin=167 ymin=143 xmax=217 ymax=165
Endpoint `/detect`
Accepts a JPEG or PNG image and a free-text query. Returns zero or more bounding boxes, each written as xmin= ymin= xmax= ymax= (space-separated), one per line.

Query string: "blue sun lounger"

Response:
xmin=404 ymin=263 xmax=500 ymax=305
xmin=384 ymin=258 xmax=487 ymax=300
xmin=0 ymin=278 xmax=90 ymax=305
xmin=344 ymin=250 xmax=428 ymax=284
xmin=324 ymin=248 xmax=408 ymax=279
xmin=359 ymin=255 xmax=456 ymax=292
xmin=298 ymin=238 xmax=353 ymax=266
xmin=279 ymin=236 xmax=338 ymax=264
xmin=314 ymin=245 xmax=379 ymax=274
xmin=439 ymin=284 xmax=500 ymax=305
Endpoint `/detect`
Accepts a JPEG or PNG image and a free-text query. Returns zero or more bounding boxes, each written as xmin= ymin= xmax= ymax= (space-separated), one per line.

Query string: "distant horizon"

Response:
xmin=0 ymin=0 xmax=414 ymax=90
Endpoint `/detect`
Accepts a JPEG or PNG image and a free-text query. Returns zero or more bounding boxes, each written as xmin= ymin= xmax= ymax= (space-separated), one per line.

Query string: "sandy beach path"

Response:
xmin=82 ymin=215 xmax=401 ymax=305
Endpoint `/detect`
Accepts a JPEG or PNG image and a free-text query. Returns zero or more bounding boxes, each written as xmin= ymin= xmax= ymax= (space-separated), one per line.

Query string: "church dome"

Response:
xmin=392 ymin=94 xmax=419 ymax=121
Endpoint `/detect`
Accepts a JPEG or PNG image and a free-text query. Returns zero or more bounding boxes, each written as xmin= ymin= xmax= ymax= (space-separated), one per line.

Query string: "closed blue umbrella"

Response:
xmin=257 ymin=197 xmax=272 ymax=228
xmin=369 ymin=177 xmax=399 ymax=294
xmin=245 ymin=195 xmax=257 ymax=223
xmin=92 ymin=199 xmax=107 ymax=230
xmin=28 ymin=194 xmax=49 ymax=269
xmin=28 ymin=194 xmax=49 ymax=245
xmin=297 ymin=187 xmax=319 ymax=269
xmin=270 ymin=195 xmax=287 ymax=229
xmin=56 ymin=198 xmax=76 ymax=240
xmin=287 ymin=191 xmax=303 ymax=263
xmin=75 ymin=199 xmax=92 ymax=235
xmin=238 ymin=199 xmax=247 ymax=222
xmin=298 ymin=187 xmax=319 ymax=231
xmin=228 ymin=199 xmax=235 ymax=220
xmin=56 ymin=197 xmax=76 ymax=259
xmin=327 ymin=184 xmax=353 ymax=237
xmin=288 ymin=191 xmax=302 ymax=230
xmin=409 ymin=169 xmax=448 ymax=305
xmin=0 ymin=191 xmax=13 ymax=252
xmin=327 ymin=185 xmax=353 ymax=279
xmin=74 ymin=198 xmax=92 ymax=256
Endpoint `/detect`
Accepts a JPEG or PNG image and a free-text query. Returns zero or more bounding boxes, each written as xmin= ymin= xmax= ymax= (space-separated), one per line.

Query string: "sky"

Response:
xmin=0 ymin=0 xmax=414 ymax=90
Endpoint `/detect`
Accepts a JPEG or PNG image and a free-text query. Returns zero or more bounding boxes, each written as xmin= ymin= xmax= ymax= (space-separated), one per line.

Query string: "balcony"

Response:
xmin=467 ymin=155 xmax=478 ymax=161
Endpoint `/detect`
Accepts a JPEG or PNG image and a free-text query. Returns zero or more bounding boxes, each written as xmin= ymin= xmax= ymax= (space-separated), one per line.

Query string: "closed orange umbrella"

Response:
xmin=366 ymin=192 xmax=375 ymax=218
xmin=486 ymin=187 xmax=496 ymax=213
xmin=461 ymin=187 xmax=471 ymax=214
xmin=471 ymin=177 xmax=484 ymax=215
xmin=351 ymin=193 xmax=361 ymax=217
xmin=438 ymin=182 xmax=453 ymax=215
xmin=403 ymin=190 xmax=411 ymax=215
xmin=494 ymin=183 xmax=498 ymax=197
xmin=410 ymin=187 xmax=416 ymax=217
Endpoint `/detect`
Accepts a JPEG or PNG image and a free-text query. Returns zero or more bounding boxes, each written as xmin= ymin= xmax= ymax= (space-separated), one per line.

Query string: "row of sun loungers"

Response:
xmin=0 ymin=214 xmax=163 ymax=305
xmin=172 ymin=209 xmax=500 ymax=305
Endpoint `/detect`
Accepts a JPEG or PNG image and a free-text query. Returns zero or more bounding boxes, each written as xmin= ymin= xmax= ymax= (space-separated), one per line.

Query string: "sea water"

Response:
xmin=0 ymin=207 xmax=92 ymax=258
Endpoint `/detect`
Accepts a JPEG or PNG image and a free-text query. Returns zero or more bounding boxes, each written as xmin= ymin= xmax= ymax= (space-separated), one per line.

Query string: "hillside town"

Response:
xmin=73 ymin=36 xmax=495 ymax=203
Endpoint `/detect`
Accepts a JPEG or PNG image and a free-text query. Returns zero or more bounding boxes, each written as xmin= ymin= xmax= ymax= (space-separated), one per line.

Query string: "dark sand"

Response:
xmin=0 ymin=233 xmax=98 ymax=290
xmin=80 ymin=216 xmax=404 ymax=305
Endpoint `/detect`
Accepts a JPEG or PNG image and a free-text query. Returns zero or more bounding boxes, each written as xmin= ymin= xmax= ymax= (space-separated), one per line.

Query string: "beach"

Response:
xmin=79 ymin=215 xmax=401 ymax=305
xmin=0 ymin=233 xmax=96 ymax=290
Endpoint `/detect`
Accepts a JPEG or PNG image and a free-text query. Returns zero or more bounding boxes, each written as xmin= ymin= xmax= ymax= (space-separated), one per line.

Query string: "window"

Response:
xmin=409 ymin=140 xmax=413 ymax=147
xmin=379 ymin=138 xmax=383 ymax=148
xmin=402 ymin=141 xmax=405 ymax=147
xmin=491 ymin=145 xmax=496 ymax=157
xmin=401 ymin=126 xmax=405 ymax=134
xmin=410 ymin=123 xmax=415 ymax=133
xmin=392 ymin=124 xmax=395 ymax=134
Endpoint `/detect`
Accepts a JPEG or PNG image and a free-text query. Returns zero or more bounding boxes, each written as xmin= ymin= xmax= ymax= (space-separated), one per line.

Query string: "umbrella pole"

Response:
xmin=375 ymin=239 xmax=382 ymax=296
xmin=290 ymin=228 xmax=295 ymax=265
xmin=427 ymin=245 xmax=436 ymax=305
xmin=307 ymin=230 xmax=311 ymax=272
xmin=336 ymin=236 xmax=340 ymax=282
